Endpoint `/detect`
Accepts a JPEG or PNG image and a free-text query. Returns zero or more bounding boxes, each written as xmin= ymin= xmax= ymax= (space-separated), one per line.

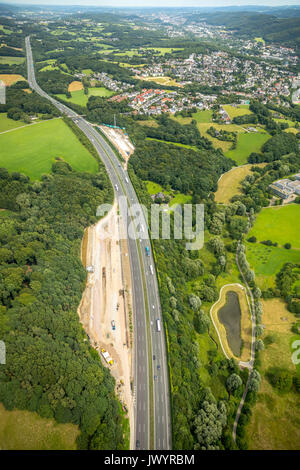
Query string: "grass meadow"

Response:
xmin=245 ymin=205 xmax=300 ymax=289
xmin=0 ymin=403 xmax=79 ymax=450
xmin=225 ymin=132 xmax=270 ymax=165
xmin=0 ymin=118 xmax=98 ymax=179
xmin=0 ymin=113 xmax=27 ymax=132
xmin=56 ymin=87 xmax=113 ymax=107
xmin=248 ymin=205 xmax=300 ymax=249
xmin=246 ymin=299 xmax=300 ymax=450
xmin=222 ymin=104 xmax=253 ymax=120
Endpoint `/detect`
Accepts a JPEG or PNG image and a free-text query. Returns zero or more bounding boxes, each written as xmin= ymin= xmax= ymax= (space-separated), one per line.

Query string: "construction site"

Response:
xmin=98 ymin=125 xmax=135 ymax=169
xmin=78 ymin=202 xmax=134 ymax=448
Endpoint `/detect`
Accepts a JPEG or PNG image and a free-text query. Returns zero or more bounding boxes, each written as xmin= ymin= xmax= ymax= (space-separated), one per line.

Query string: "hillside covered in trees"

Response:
xmin=0 ymin=162 xmax=127 ymax=450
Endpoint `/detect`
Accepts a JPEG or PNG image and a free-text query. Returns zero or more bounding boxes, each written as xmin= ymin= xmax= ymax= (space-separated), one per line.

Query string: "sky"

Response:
xmin=1 ymin=0 xmax=300 ymax=7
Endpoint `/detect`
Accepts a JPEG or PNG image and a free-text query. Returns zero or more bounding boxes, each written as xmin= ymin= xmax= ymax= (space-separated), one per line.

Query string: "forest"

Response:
xmin=201 ymin=12 xmax=300 ymax=50
xmin=0 ymin=162 xmax=128 ymax=450
xmin=0 ymin=86 xmax=60 ymax=122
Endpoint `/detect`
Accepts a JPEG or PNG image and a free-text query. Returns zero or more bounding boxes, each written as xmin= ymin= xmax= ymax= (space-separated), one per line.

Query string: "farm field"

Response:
xmin=172 ymin=109 xmax=213 ymax=125
xmin=56 ymin=87 xmax=114 ymax=106
xmin=138 ymin=76 xmax=182 ymax=87
xmin=0 ymin=113 xmax=28 ymax=132
xmin=0 ymin=403 xmax=79 ymax=450
xmin=223 ymin=104 xmax=253 ymax=120
xmin=246 ymin=299 xmax=300 ymax=450
xmin=284 ymin=127 xmax=299 ymax=135
xmin=172 ymin=112 xmax=267 ymax=157
xmin=246 ymin=242 xmax=300 ymax=290
xmin=246 ymin=205 xmax=300 ymax=289
xmin=274 ymin=118 xmax=297 ymax=128
xmin=248 ymin=205 xmax=300 ymax=249
xmin=0 ymin=56 xmax=25 ymax=65
xmin=0 ymin=25 xmax=13 ymax=34
xmin=197 ymin=122 xmax=245 ymax=153
xmin=225 ymin=132 xmax=270 ymax=165
xmin=137 ymin=119 xmax=159 ymax=128
xmin=0 ymin=118 xmax=98 ymax=179
xmin=68 ymin=80 xmax=83 ymax=92
xmin=39 ymin=64 xmax=61 ymax=72
xmin=0 ymin=74 xmax=25 ymax=86
xmin=215 ymin=164 xmax=263 ymax=204
xmin=144 ymin=47 xmax=184 ymax=55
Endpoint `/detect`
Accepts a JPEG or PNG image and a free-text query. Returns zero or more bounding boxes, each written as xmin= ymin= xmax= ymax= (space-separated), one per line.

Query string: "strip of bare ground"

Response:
xmin=78 ymin=203 xmax=134 ymax=449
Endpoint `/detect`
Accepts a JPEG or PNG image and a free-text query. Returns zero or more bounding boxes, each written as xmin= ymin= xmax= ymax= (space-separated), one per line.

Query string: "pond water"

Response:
xmin=218 ymin=291 xmax=242 ymax=356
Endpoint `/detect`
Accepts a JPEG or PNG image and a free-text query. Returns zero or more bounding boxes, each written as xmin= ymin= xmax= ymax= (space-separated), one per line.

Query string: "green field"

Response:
xmin=225 ymin=132 xmax=270 ymax=165
xmin=56 ymin=87 xmax=113 ymax=106
xmin=0 ymin=25 xmax=13 ymax=34
xmin=144 ymin=47 xmax=184 ymax=55
xmin=246 ymin=205 xmax=300 ymax=289
xmin=0 ymin=56 xmax=25 ymax=65
xmin=248 ymin=205 xmax=300 ymax=248
xmin=223 ymin=104 xmax=253 ymax=120
xmin=172 ymin=109 xmax=213 ymax=125
xmin=0 ymin=403 xmax=79 ymax=450
xmin=145 ymin=180 xmax=191 ymax=207
xmin=146 ymin=137 xmax=198 ymax=152
xmin=0 ymin=118 xmax=98 ymax=179
xmin=0 ymin=113 xmax=27 ymax=132
xmin=246 ymin=242 xmax=300 ymax=289
xmin=246 ymin=299 xmax=300 ymax=450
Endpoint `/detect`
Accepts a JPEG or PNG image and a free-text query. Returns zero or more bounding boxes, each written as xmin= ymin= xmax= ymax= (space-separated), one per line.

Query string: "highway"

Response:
xmin=25 ymin=36 xmax=171 ymax=451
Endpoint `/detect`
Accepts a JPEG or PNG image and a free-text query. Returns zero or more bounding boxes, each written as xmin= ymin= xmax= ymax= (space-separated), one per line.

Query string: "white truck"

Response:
xmin=101 ymin=348 xmax=114 ymax=366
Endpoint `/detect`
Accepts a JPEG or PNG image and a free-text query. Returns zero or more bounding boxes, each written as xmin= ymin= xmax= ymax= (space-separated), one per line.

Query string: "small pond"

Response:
xmin=218 ymin=291 xmax=242 ymax=356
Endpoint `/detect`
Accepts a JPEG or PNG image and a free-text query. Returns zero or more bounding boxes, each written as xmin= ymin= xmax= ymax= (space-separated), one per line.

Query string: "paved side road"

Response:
xmin=25 ymin=36 xmax=171 ymax=451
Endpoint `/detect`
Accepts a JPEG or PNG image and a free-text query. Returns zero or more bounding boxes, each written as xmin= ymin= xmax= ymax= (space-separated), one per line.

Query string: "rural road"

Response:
xmin=26 ymin=36 xmax=171 ymax=451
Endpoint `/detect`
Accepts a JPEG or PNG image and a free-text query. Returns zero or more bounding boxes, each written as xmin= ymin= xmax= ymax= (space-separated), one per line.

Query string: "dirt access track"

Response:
xmin=78 ymin=202 xmax=134 ymax=448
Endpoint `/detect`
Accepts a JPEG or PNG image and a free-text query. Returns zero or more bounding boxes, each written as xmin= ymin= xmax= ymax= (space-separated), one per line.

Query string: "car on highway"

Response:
xmin=114 ymin=184 xmax=118 ymax=191
xmin=136 ymin=440 xmax=140 ymax=449
xmin=157 ymin=364 xmax=161 ymax=370
xmin=153 ymin=354 xmax=156 ymax=360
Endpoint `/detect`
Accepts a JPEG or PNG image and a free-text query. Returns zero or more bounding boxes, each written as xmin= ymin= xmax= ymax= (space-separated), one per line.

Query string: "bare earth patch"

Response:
xmin=78 ymin=203 xmax=134 ymax=448
xmin=0 ymin=74 xmax=25 ymax=86
xmin=68 ymin=81 xmax=83 ymax=92
xmin=99 ymin=125 xmax=134 ymax=169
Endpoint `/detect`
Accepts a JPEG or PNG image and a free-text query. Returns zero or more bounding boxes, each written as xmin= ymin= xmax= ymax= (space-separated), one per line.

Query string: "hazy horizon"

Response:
xmin=1 ymin=0 xmax=300 ymax=8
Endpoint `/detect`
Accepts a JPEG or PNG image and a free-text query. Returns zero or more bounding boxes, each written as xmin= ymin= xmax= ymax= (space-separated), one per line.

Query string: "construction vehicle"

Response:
xmin=101 ymin=348 xmax=114 ymax=366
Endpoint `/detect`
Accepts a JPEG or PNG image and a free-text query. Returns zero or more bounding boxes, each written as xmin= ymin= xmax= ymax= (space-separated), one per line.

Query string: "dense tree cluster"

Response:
xmin=130 ymin=140 xmax=233 ymax=199
xmin=0 ymin=164 xmax=127 ymax=449
xmin=144 ymin=115 xmax=213 ymax=150
xmin=0 ymin=87 xmax=59 ymax=122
